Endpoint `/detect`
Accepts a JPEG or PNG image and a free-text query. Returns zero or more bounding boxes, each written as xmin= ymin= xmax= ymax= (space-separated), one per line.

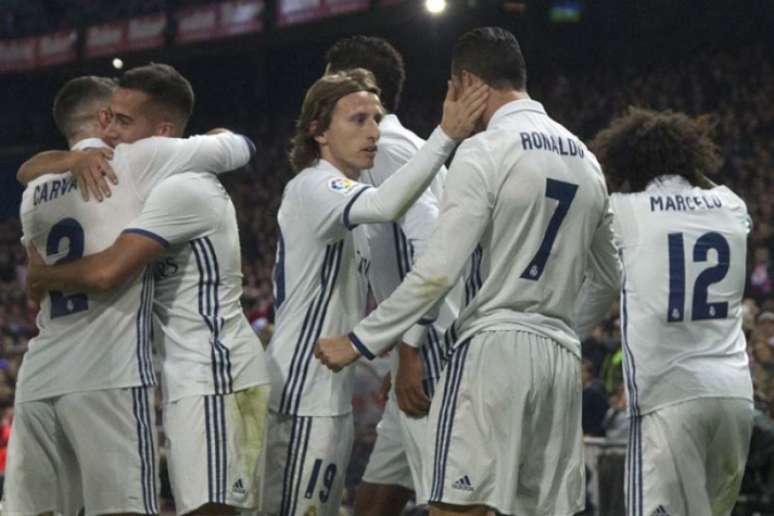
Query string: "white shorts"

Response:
xmin=361 ymin=392 xmax=430 ymax=503
xmin=423 ymin=330 xmax=585 ymax=516
xmin=164 ymin=385 xmax=270 ymax=515
xmin=3 ymin=386 xmax=158 ymax=516
xmin=626 ymin=397 xmax=753 ymax=516
xmin=262 ymin=411 xmax=353 ymax=516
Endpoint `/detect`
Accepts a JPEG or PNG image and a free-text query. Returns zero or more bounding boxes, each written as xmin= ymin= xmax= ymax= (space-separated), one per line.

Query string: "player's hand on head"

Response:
xmin=440 ymin=81 xmax=489 ymax=140
xmin=395 ymin=343 xmax=430 ymax=417
xmin=25 ymin=244 xmax=45 ymax=304
xmin=72 ymin=148 xmax=117 ymax=202
xmin=314 ymin=335 xmax=360 ymax=372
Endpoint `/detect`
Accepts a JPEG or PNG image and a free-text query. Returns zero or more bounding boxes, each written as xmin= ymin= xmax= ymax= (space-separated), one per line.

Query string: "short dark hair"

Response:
xmin=118 ymin=63 xmax=194 ymax=130
xmin=290 ymin=68 xmax=381 ymax=173
xmin=325 ymin=35 xmax=405 ymax=112
xmin=52 ymin=76 xmax=116 ymax=142
xmin=591 ymin=107 xmax=722 ymax=192
xmin=452 ymin=27 xmax=527 ymax=91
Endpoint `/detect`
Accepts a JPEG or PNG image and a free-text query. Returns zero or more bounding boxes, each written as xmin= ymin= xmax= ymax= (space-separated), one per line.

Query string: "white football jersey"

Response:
xmin=350 ymin=99 xmax=620 ymax=358
xmin=359 ymin=114 xmax=459 ymax=388
xmin=17 ymin=133 xmax=253 ymax=402
xmin=126 ymin=172 xmax=270 ymax=403
xmin=610 ymin=176 xmax=753 ymax=415
xmin=269 ymin=160 xmax=372 ymax=416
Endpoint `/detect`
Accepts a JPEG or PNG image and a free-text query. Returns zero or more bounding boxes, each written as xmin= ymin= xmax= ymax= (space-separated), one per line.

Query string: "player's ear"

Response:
xmin=311 ymin=121 xmax=327 ymax=145
xmin=462 ymin=70 xmax=483 ymax=90
xmin=97 ymin=108 xmax=112 ymax=130
xmin=155 ymin=121 xmax=175 ymax=138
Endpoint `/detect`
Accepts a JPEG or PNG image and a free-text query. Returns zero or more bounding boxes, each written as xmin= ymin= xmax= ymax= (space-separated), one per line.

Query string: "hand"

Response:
xmin=26 ymin=244 xmax=46 ymax=304
xmin=71 ymin=148 xmax=117 ymax=202
xmin=395 ymin=343 xmax=431 ymax=417
xmin=439 ymin=81 xmax=489 ymax=140
xmin=315 ymin=335 xmax=361 ymax=372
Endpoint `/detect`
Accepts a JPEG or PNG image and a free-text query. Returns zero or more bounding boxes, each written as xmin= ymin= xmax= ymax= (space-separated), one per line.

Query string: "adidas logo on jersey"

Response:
xmin=232 ymin=478 xmax=246 ymax=495
xmin=651 ymin=505 xmax=669 ymax=515
xmin=452 ymin=475 xmax=474 ymax=492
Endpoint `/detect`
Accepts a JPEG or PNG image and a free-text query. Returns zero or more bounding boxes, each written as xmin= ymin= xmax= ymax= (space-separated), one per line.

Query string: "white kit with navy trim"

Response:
xmin=16 ymin=132 xmax=253 ymax=403
xmin=125 ymin=171 xmax=270 ymax=402
xmin=610 ymin=176 xmax=753 ymax=416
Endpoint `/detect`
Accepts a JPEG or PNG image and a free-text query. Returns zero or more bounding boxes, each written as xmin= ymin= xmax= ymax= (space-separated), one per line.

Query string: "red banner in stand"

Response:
xmin=85 ymin=21 xmax=127 ymax=58
xmin=176 ymin=1 xmax=263 ymax=44
xmin=127 ymin=14 xmax=166 ymax=51
xmin=277 ymin=0 xmax=368 ymax=27
xmin=37 ymin=30 xmax=78 ymax=67
xmin=0 ymin=37 xmax=37 ymax=72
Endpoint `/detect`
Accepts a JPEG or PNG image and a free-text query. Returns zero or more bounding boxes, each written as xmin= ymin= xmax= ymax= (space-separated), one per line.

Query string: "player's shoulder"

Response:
xmin=148 ymin=171 xmax=217 ymax=201
xmin=286 ymin=160 xmax=363 ymax=201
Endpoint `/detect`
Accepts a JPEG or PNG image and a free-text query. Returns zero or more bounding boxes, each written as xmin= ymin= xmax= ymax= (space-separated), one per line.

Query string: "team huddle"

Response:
xmin=2 ymin=26 xmax=753 ymax=516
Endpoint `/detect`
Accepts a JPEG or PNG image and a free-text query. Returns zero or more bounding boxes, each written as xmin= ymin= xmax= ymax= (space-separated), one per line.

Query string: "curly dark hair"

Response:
xmin=591 ymin=107 xmax=722 ymax=192
xmin=289 ymin=68 xmax=381 ymax=173
xmin=325 ymin=35 xmax=405 ymax=113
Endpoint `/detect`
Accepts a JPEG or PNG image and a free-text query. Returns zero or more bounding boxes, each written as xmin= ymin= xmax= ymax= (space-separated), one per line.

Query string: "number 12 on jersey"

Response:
xmin=667 ymin=231 xmax=730 ymax=322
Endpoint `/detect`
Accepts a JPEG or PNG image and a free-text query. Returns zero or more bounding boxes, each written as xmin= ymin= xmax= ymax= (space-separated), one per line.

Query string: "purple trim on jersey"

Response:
xmin=342 ymin=185 xmax=371 ymax=230
xmin=418 ymin=317 xmax=436 ymax=325
xmin=132 ymin=387 xmax=159 ymax=514
xmin=348 ymin=331 xmax=375 ymax=360
xmin=240 ymin=134 xmax=256 ymax=162
xmin=123 ymin=228 xmax=170 ymax=248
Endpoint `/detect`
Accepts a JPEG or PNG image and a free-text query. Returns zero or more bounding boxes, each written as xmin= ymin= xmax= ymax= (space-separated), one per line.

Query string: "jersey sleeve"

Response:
xmin=122 ymin=132 xmax=255 ymax=201
xmin=349 ymin=139 xmax=494 ymax=358
xmin=574 ymin=192 xmax=623 ymax=339
xmin=122 ymin=174 xmax=221 ymax=247
xmin=298 ymin=172 xmax=373 ymax=242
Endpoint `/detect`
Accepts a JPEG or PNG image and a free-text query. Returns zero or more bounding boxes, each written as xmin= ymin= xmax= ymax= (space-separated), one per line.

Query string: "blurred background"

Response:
xmin=0 ymin=0 xmax=773 ymax=514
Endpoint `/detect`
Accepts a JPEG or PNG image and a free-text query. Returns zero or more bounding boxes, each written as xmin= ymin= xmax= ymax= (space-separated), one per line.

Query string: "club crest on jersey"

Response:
xmin=328 ymin=177 xmax=359 ymax=195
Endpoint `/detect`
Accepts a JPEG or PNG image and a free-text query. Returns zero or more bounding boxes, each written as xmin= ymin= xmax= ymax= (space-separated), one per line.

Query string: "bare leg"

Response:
xmin=185 ymin=503 xmax=239 ymax=515
xmin=429 ymin=502 xmax=489 ymax=516
xmin=353 ymin=481 xmax=413 ymax=516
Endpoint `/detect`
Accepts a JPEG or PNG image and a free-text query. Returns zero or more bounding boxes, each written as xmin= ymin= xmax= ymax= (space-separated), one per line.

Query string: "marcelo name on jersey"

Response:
xmin=649 ymin=192 xmax=723 ymax=212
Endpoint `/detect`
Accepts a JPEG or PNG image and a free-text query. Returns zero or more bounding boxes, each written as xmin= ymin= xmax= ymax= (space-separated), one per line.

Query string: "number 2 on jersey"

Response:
xmin=520 ymin=178 xmax=578 ymax=280
xmin=667 ymin=231 xmax=730 ymax=322
xmin=46 ymin=218 xmax=89 ymax=318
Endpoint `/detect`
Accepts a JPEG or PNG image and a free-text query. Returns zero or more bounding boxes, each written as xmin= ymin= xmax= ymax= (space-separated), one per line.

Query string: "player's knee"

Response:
xmin=184 ymin=502 xmax=239 ymax=516
xmin=429 ymin=502 xmax=489 ymax=516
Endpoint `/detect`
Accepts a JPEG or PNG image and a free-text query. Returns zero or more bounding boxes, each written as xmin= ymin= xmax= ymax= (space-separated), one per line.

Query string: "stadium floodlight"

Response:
xmin=425 ymin=0 xmax=447 ymax=15
xmin=112 ymin=57 xmax=124 ymax=70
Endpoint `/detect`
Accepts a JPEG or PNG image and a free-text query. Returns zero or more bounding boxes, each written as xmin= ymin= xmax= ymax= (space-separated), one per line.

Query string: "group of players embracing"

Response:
xmin=4 ymin=25 xmax=753 ymax=516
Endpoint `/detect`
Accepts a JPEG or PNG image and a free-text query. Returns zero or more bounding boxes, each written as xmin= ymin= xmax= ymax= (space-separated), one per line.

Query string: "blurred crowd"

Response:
xmin=0 ymin=45 xmax=772 ymax=503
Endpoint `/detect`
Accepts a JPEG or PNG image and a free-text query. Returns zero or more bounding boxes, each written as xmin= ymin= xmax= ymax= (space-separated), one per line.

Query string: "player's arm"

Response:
xmin=574 ymin=193 xmax=622 ymax=340
xmin=315 ymin=141 xmax=492 ymax=371
xmin=127 ymin=130 xmax=255 ymax=200
xmin=27 ymin=234 xmax=163 ymax=298
xmin=17 ymin=148 xmax=117 ymax=202
xmin=342 ymin=83 xmax=487 ymax=228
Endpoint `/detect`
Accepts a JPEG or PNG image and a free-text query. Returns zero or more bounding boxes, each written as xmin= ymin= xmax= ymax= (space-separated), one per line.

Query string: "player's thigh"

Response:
xmin=361 ymin=396 xmax=413 ymax=492
xmin=631 ymin=401 xmax=716 ymax=516
xmin=425 ymin=331 xmax=583 ymax=516
xmin=705 ymin=398 xmax=754 ymax=516
xmin=354 ymin=481 xmax=413 ymax=516
xmin=262 ymin=411 xmax=353 ymax=516
xmin=58 ymin=387 xmax=159 ymax=516
xmin=2 ymin=399 xmax=83 ymax=516
xmin=164 ymin=385 xmax=270 ymax=515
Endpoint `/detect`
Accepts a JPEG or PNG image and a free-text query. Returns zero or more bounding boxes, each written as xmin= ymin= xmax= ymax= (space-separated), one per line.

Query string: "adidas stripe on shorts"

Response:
xmin=261 ymin=412 xmax=353 ymax=516
xmin=423 ymin=330 xmax=585 ymax=516
xmin=625 ymin=397 xmax=753 ymax=516
xmin=3 ymin=386 xmax=158 ymax=516
xmin=163 ymin=385 xmax=270 ymax=514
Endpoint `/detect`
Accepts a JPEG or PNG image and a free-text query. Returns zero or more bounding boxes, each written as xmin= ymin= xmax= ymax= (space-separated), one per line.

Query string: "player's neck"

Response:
xmin=482 ymin=89 xmax=529 ymax=127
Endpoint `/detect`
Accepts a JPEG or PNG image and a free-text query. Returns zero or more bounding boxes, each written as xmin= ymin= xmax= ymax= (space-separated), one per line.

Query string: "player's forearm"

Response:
xmin=37 ymin=255 xmax=117 ymax=293
xmin=350 ymin=258 xmax=457 ymax=358
xmin=345 ymin=127 xmax=455 ymax=227
xmin=17 ymin=150 xmax=78 ymax=184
